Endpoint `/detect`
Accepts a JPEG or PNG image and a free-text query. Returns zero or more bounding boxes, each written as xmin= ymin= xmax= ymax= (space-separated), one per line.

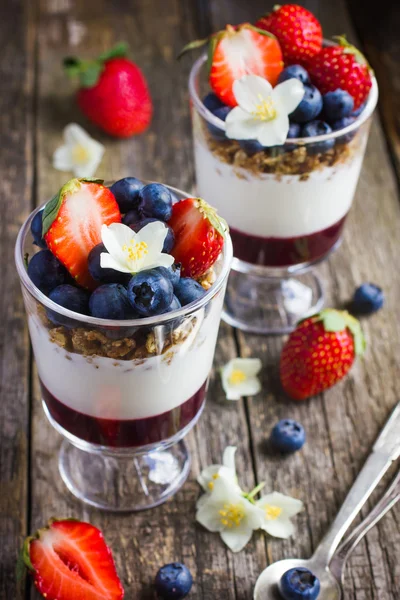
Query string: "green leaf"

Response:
xmin=98 ymin=42 xmax=128 ymax=62
xmin=320 ymin=309 xmax=347 ymax=332
xmin=247 ymin=24 xmax=278 ymax=41
xmin=318 ymin=309 xmax=366 ymax=356
xmin=207 ymin=36 xmax=218 ymax=76
xmin=80 ymin=177 xmax=104 ymax=184
xmin=177 ymin=37 xmax=209 ymax=59
xmin=42 ymin=178 xmax=83 ymax=236
xmin=63 ymin=57 xmax=82 ymax=77
xmin=24 ymin=253 xmax=29 ymax=269
xmin=79 ymin=61 xmax=103 ymax=88
xmin=16 ymin=536 xmax=35 ymax=583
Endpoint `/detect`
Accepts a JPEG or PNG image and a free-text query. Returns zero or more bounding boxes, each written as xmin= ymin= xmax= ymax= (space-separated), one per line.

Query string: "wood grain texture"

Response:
xmin=0 ymin=0 xmax=36 ymax=598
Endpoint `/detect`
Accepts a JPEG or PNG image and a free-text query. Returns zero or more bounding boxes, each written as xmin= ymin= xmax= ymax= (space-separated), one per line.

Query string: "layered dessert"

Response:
xmin=185 ymin=5 xmax=377 ymax=268
xmin=19 ymin=177 xmax=230 ymax=448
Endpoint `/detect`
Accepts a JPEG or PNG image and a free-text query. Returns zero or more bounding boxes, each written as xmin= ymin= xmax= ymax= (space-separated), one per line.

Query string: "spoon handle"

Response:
xmin=329 ymin=468 xmax=400 ymax=581
xmin=311 ymin=402 xmax=400 ymax=567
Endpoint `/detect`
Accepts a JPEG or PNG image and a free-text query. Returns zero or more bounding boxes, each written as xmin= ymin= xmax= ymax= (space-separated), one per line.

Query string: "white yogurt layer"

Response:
xmin=194 ymin=139 xmax=365 ymax=238
xmin=29 ymin=291 xmax=224 ymax=421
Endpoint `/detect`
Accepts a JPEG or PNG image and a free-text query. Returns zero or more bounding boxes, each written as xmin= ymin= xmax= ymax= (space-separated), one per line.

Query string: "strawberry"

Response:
xmin=18 ymin=518 xmax=124 ymax=600
xmin=43 ymin=178 xmax=121 ymax=289
xmin=64 ymin=43 xmax=152 ymax=138
xmin=307 ymin=37 xmax=372 ymax=109
xmin=280 ymin=309 xmax=366 ymax=400
xmin=179 ymin=24 xmax=283 ymax=107
xmin=256 ymin=4 xmax=322 ymax=65
xmin=168 ymin=198 xmax=227 ymax=278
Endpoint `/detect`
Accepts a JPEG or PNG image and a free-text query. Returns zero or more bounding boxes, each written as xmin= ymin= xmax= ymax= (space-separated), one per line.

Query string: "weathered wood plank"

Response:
xmin=206 ymin=1 xmax=400 ymax=599
xmin=0 ymin=0 xmax=36 ymax=598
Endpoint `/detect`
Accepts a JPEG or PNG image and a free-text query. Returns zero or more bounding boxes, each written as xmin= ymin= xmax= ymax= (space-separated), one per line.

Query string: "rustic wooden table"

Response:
xmin=1 ymin=0 xmax=400 ymax=598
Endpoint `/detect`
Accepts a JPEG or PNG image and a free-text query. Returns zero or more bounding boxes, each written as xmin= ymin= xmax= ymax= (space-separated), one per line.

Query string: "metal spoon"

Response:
xmin=254 ymin=402 xmax=400 ymax=600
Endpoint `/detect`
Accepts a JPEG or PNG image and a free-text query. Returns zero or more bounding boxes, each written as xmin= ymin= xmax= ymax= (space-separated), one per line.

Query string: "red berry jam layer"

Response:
xmin=41 ymin=379 xmax=207 ymax=448
xmin=230 ymin=215 xmax=346 ymax=267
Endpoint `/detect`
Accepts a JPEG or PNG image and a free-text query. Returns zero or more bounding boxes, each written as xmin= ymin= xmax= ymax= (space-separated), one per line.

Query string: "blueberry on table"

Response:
xmin=27 ymin=249 xmax=69 ymax=295
xmin=352 ymin=283 xmax=384 ymax=315
xmin=331 ymin=116 xmax=356 ymax=144
xmin=239 ymin=139 xmax=265 ymax=156
xmin=154 ymin=264 xmax=181 ymax=287
xmin=323 ymin=89 xmax=354 ymax=122
xmin=89 ymin=284 xmax=138 ymax=319
xmin=270 ymin=419 xmax=306 ymax=453
xmin=289 ymin=85 xmax=322 ymax=124
xmin=174 ymin=277 xmax=206 ymax=306
xmin=301 ymin=120 xmax=334 ymax=154
xmin=31 ymin=210 xmax=47 ymax=248
xmin=207 ymin=105 xmax=231 ymax=142
xmin=278 ymin=65 xmax=310 ymax=86
xmin=203 ymin=92 xmax=225 ymax=113
xmin=88 ymin=243 xmax=130 ymax=284
xmin=279 ymin=567 xmax=320 ymax=600
xmin=127 ymin=268 xmax=173 ymax=316
xmin=110 ymin=177 xmax=144 ymax=213
xmin=155 ymin=562 xmax=193 ymax=600
xmin=138 ymin=183 xmax=173 ymax=222
xmin=122 ymin=208 xmax=141 ymax=226
xmin=130 ymin=217 xmax=175 ymax=253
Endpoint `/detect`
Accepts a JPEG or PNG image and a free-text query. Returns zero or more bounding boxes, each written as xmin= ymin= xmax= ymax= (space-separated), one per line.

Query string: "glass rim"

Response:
xmin=15 ymin=182 xmax=233 ymax=327
xmin=189 ymin=51 xmax=379 ymax=145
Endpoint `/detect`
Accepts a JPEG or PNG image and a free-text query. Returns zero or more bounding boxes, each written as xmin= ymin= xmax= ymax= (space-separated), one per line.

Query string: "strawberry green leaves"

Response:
xmin=64 ymin=43 xmax=129 ymax=88
xmin=317 ymin=309 xmax=366 ymax=356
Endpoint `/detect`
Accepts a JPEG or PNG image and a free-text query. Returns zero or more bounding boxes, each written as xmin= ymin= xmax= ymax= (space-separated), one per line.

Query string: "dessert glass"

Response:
xmin=189 ymin=52 xmax=378 ymax=334
xmin=15 ymin=184 xmax=233 ymax=511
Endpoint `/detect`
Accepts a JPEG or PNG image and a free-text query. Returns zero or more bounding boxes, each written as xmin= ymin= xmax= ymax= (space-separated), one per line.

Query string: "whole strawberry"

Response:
xmin=280 ymin=309 xmax=365 ymax=400
xmin=256 ymin=4 xmax=322 ymax=65
xmin=307 ymin=37 xmax=372 ymax=109
xmin=64 ymin=43 xmax=153 ymax=138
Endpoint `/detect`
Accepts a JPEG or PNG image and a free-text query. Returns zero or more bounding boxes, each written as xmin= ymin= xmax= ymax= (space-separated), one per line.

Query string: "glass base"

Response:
xmin=222 ymin=258 xmax=325 ymax=335
xmin=59 ymin=438 xmax=191 ymax=512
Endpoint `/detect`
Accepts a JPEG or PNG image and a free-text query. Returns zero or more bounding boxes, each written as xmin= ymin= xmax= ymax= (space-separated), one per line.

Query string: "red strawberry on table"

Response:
xmin=307 ymin=36 xmax=372 ymax=109
xmin=64 ymin=43 xmax=153 ymax=138
xmin=280 ymin=309 xmax=366 ymax=400
xmin=180 ymin=24 xmax=283 ymax=107
xmin=256 ymin=4 xmax=322 ymax=65
xmin=19 ymin=518 xmax=124 ymax=600
xmin=168 ymin=198 xmax=228 ymax=278
xmin=43 ymin=178 xmax=121 ymax=290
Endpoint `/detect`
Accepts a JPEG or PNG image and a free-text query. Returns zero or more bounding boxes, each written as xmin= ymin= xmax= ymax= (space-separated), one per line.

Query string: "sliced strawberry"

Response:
xmin=168 ymin=198 xmax=227 ymax=278
xmin=43 ymin=178 xmax=121 ymax=289
xmin=180 ymin=24 xmax=283 ymax=107
xmin=20 ymin=518 xmax=124 ymax=600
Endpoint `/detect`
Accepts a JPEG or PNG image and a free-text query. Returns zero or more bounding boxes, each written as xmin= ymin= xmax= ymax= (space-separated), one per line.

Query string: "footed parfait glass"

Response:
xmin=16 ymin=184 xmax=233 ymax=511
xmin=189 ymin=53 xmax=378 ymax=334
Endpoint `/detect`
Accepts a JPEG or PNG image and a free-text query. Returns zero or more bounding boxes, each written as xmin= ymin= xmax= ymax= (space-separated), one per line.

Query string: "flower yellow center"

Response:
xmin=228 ymin=369 xmax=247 ymax=386
xmin=208 ymin=473 xmax=219 ymax=491
xmin=122 ymin=239 xmax=149 ymax=265
xmin=72 ymin=144 xmax=90 ymax=164
xmin=252 ymin=95 xmax=277 ymax=122
xmin=219 ymin=502 xmax=245 ymax=528
xmin=264 ymin=505 xmax=282 ymax=520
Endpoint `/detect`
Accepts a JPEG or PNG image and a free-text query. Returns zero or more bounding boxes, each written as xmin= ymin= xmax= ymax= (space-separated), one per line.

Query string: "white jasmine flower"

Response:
xmin=196 ymin=475 xmax=265 ymax=552
xmin=197 ymin=446 xmax=239 ymax=493
xmin=52 ymin=123 xmax=105 ymax=177
xmin=225 ymin=75 xmax=304 ymax=147
xmin=221 ymin=358 xmax=262 ymax=400
xmin=256 ymin=491 xmax=304 ymax=539
xmin=100 ymin=221 xmax=174 ymax=274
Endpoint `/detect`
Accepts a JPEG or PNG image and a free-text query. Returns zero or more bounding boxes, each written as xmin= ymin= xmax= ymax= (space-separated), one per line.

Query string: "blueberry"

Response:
xmin=155 ymin=562 xmax=193 ymax=600
xmin=88 ymin=243 xmax=130 ymax=285
xmin=166 ymin=295 xmax=182 ymax=312
xmin=207 ymin=105 xmax=231 ymax=142
xmin=301 ymin=120 xmax=334 ymax=154
xmin=270 ymin=419 xmax=306 ymax=453
xmin=174 ymin=277 xmax=206 ymax=306
xmin=352 ymin=283 xmax=384 ymax=315
xmin=27 ymin=250 xmax=69 ymax=295
xmin=89 ymin=284 xmax=138 ymax=320
xmin=323 ymin=89 xmax=354 ymax=123
xmin=287 ymin=123 xmax=301 ymax=138
xmin=154 ymin=264 xmax=181 ymax=287
xmin=239 ymin=139 xmax=265 ymax=156
xmin=122 ymin=208 xmax=141 ymax=226
xmin=127 ymin=268 xmax=173 ymax=316
xmin=31 ymin=210 xmax=47 ymax=248
xmin=129 ymin=218 xmax=175 ymax=253
xmin=290 ymin=85 xmax=323 ymax=124
xmin=331 ymin=116 xmax=356 ymax=144
xmin=351 ymin=100 xmax=367 ymax=117
xmin=110 ymin=177 xmax=144 ymax=213
xmin=138 ymin=183 xmax=173 ymax=222
xmin=279 ymin=567 xmax=320 ymax=600
xmin=278 ymin=64 xmax=310 ymax=86
xmin=49 ymin=284 xmax=89 ymax=314
xmin=203 ymin=92 xmax=225 ymax=113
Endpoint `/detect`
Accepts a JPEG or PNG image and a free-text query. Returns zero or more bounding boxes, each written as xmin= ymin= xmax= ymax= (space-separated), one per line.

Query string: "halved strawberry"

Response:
xmin=43 ymin=178 xmax=121 ymax=290
xmin=168 ymin=198 xmax=227 ymax=278
xmin=19 ymin=518 xmax=124 ymax=600
xmin=180 ymin=24 xmax=283 ymax=107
